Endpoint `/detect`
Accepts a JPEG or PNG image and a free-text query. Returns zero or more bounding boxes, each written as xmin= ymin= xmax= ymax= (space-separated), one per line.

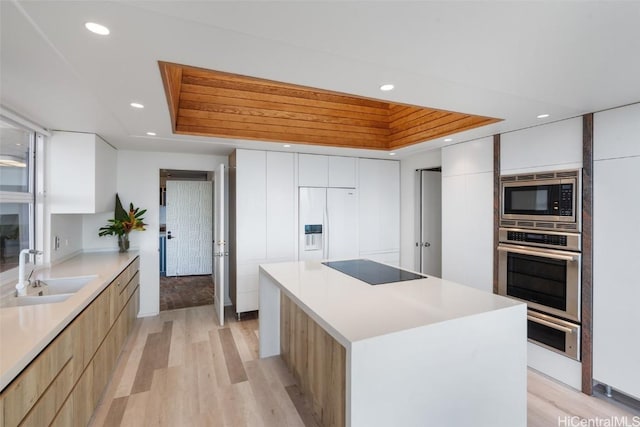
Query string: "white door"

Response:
xmin=298 ymin=187 xmax=327 ymax=261
xmin=166 ymin=181 xmax=212 ymax=276
xmin=213 ymin=164 xmax=226 ymax=327
xmin=327 ymin=188 xmax=358 ymax=260
xmin=417 ymin=170 xmax=442 ymax=276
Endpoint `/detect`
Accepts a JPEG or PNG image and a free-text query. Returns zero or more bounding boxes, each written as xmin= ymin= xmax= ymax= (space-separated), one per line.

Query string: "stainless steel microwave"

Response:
xmin=500 ymin=169 xmax=579 ymax=231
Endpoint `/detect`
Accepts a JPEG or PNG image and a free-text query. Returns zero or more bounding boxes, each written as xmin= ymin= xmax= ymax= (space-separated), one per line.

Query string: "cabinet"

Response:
xmin=49 ymin=131 xmax=117 ymax=214
xmin=358 ymin=158 xmax=400 ymax=265
xmin=441 ymin=137 xmax=493 ymax=292
xmin=1 ymin=257 xmax=140 ymax=427
xmin=593 ymin=103 xmax=640 ymax=400
xmin=299 ymin=154 xmax=357 ymax=188
xmin=500 ymin=118 xmax=582 ymax=173
xmin=230 ymin=150 xmax=296 ymax=315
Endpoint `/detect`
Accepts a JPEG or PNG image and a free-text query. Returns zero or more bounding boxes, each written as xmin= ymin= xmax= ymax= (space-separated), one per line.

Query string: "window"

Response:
xmin=0 ymin=118 xmax=37 ymax=273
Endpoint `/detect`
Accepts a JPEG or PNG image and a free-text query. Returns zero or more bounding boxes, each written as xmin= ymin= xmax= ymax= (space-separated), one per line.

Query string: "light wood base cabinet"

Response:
xmin=1 ymin=257 xmax=140 ymax=427
xmin=280 ymin=293 xmax=346 ymax=427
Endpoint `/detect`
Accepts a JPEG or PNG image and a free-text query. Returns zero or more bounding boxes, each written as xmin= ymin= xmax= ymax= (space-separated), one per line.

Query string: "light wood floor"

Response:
xmin=90 ymin=304 xmax=638 ymax=427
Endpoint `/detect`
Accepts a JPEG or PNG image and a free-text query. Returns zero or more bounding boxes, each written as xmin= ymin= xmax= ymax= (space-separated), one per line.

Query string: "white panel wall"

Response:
xmin=593 ymin=103 xmax=640 ymax=399
xmin=441 ymin=137 xmax=493 ymax=292
xmin=501 ymin=117 xmax=583 ymax=173
xmin=399 ymin=150 xmax=441 ymax=271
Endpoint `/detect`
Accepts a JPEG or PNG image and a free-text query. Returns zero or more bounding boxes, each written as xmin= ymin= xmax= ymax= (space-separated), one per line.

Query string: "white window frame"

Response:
xmin=0 ymin=110 xmax=46 ymax=282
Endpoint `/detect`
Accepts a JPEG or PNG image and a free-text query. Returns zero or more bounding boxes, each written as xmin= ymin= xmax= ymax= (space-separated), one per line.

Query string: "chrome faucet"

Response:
xmin=16 ymin=249 xmax=43 ymax=296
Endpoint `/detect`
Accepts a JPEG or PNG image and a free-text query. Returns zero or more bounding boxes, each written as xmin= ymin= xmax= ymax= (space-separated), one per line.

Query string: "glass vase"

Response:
xmin=118 ymin=233 xmax=130 ymax=253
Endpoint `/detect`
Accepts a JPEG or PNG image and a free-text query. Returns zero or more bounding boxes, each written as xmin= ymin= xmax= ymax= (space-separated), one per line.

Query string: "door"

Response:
xmin=298 ymin=187 xmax=326 ymax=261
xmin=213 ymin=164 xmax=226 ymax=327
xmin=417 ymin=170 xmax=442 ymax=276
xmin=327 ymin=188 xmax=358 ymax=260
xmin=166 ymin=181 xmax=212 ymax=276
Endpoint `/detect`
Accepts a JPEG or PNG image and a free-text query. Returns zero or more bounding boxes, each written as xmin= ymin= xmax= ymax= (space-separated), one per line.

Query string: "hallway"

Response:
xmin=159 ymin=275 xmax=214 ymax=311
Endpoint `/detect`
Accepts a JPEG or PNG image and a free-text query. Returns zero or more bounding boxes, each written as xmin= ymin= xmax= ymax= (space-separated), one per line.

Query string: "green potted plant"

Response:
xmin=99 ymin=194 xmax=147 ymax=252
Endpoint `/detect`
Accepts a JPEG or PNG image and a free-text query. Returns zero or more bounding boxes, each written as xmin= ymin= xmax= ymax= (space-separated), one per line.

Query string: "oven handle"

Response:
xmin=497 ymin=245 xmax=578 ymax=261
xmin=527 ymin=315 xmax=575 ymax=333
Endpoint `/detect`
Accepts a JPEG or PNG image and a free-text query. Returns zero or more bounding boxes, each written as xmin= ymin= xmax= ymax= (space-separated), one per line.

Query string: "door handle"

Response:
xmin=167 ymin=231 xmax=175 ymax=240
xmin=423 ymin=242 xmax=431 ymax=248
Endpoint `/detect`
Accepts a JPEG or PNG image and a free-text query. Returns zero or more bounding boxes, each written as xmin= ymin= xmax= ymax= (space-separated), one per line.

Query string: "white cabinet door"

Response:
xmin=358 ymin=159 xmax=400 ymax=256
xmin=500 ymin=118 xmax=582 ymax=173
xmin=441 ymin=175 xmax=467 ymax=285
xmin=298 ymin=154 xmax=328 ymax=187
xmin=593 ymin=156 xmax=640 ymax=399
xmin=327 ymin=188 xmax=358 ymax=260
xmin=49 ymin=132 xmax=116 ymax=213
xmin=233 ymin=149 xmax=296 ymax=315
xmin=441 ymin=139 xmax=494 ymax=292
xmin=266 ymin=152 xmax=296 ymax=260
xmin=328 ymin=156 xmax=357 ymax=188
xmin=236 ymin=150 xmax=267 ymax=261
xmin=594 ymin=103 xmax=640 ymax=160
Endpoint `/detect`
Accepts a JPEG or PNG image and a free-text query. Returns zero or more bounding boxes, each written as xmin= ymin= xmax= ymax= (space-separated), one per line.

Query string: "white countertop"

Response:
xmin=0 ymin=252 xmax=138 ymax=391
xmin=259 ymin=260 xmax=521 ymax=348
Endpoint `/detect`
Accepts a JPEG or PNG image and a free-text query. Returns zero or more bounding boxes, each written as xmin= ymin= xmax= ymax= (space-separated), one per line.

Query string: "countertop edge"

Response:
xmin=0 ymin=251 xmax=139 ymax=392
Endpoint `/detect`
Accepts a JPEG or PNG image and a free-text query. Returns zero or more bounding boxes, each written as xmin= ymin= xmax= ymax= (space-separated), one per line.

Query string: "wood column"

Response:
xmin=581 ymin=113 xmax=594 ymax=395
xmin=493 ymin=134 xmax=501 ymax=294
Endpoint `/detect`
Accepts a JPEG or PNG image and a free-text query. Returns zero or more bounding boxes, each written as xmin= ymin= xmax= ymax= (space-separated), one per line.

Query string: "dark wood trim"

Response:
xmin=493 ymin=134 xmax=501 ymax=294
xmin=581 ymin=113 xmax=594 ymax=395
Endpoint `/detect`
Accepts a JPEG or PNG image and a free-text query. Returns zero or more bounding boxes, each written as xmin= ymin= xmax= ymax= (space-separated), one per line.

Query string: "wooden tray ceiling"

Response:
xmin=159 ymin=61 xmax=501 ymax=150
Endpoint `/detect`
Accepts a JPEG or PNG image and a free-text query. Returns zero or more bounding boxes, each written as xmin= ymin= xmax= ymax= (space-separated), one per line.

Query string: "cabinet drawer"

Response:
xmin=2 ymin=328 xmax=73 ymax=426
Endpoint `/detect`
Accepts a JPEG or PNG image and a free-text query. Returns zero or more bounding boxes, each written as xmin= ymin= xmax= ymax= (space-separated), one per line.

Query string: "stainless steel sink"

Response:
xmin=37 ymin=275 xmax=97 ymax=295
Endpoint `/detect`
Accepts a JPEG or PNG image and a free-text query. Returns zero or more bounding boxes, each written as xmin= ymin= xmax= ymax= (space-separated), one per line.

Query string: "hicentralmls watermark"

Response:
xmin=557 ymin=416 xmax=640 ymax=427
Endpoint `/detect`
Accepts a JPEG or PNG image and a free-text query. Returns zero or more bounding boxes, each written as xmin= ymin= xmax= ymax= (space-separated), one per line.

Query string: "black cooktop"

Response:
xmin=322 ymin=259 xmax=426 ymax=285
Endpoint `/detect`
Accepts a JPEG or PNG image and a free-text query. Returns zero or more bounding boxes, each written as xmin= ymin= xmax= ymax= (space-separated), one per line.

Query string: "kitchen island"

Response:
xmin=259 ymin=260 xmax=527 ymax=427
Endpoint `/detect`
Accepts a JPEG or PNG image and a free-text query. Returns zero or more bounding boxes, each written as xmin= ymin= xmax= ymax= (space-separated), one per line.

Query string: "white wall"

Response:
xmin=399 ymin=149 xmax=441 ymax=271
xmin=81 ymin=150 xmax=228 ymax=317
xmin=49 ymin=214 xmax=83 ymax=263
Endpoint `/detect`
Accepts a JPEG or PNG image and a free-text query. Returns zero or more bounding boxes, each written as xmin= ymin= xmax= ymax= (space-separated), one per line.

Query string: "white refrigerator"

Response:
xmin=298 ymin=187 xmax=358 ymax=261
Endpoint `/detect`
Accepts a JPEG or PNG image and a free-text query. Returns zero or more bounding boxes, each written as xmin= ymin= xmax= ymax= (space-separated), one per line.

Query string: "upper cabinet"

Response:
xmin=298 ymin=154 xmax=356 ymax=188
xmin=328 ymin=156 xmax=357 ymax=188
xmin=49 ymin=132 xmax=116 ymax=214
xmin=299 ymin=154 xmax=328 ymax=187
xmin=594 ymin=102 xmax=640 ymax=160
xmin=501 ymin=118 xmax=582 ymax=173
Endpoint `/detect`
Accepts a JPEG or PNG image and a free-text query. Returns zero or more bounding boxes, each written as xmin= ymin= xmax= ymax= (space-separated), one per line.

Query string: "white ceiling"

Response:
xmin=1 ymin=1 xmax=639 ymax=159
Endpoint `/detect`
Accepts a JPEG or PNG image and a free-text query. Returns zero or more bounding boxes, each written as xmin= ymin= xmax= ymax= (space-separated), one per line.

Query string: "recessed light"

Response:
xmin=379 ymin=84 xmax=395 ymax=92
xmin=537 ymin=114 xmax=550 ymax=119
xmin=130 ymin=102 xmax=144 ymax=109
xmin=444 ymin=138 xmax=453 ymax=142
xmin=85 ymin=22 xmax=110 ymax=36
xmin=283 ymin=144 xmax=291 ymax=148
xmin=389 ymin=152 xmax=396 ymax=156
xmin=146 ymin=132 xmax=156 ymax=136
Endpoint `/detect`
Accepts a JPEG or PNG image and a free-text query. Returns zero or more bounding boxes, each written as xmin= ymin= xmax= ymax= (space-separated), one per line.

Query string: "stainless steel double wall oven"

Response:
xmin=498 ymin=169 xmax=581 ymax=360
